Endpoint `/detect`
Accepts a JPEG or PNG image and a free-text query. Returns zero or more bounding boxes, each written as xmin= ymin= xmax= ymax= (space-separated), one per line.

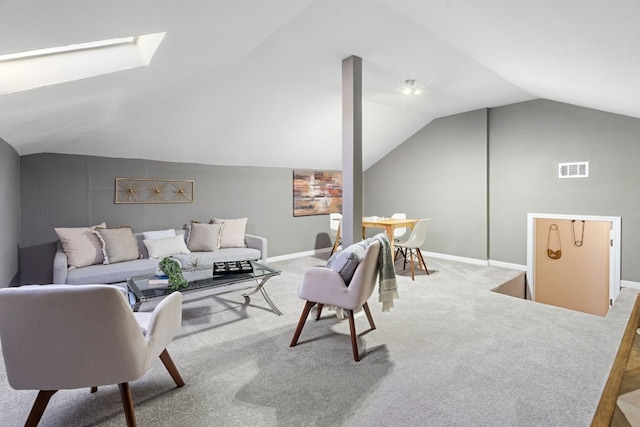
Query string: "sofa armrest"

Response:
xmin=52 ymin=244 xmax=68 ymax=284
xmin=245 ymin=234 xmax=267 ymax=263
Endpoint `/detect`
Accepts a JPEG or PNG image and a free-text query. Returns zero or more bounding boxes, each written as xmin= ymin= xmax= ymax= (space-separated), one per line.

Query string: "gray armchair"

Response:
xmin=0 ymin=284 xmax=184 ymax=427
xmin=290 ymin=240 xmax=381 ymax=361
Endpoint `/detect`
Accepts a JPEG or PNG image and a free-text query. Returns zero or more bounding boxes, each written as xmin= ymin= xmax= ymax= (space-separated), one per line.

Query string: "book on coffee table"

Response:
xmin=148 ymin=276 xmax=169 ymax=287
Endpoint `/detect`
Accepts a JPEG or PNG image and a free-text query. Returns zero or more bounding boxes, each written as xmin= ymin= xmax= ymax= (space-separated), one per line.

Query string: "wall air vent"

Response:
xmin=558 ymin=161 xmax=589 ymax=179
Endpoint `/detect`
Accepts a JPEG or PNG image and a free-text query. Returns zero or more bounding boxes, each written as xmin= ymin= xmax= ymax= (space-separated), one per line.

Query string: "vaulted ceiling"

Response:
xmin=1 ymin=1 xmax=639 ymax=170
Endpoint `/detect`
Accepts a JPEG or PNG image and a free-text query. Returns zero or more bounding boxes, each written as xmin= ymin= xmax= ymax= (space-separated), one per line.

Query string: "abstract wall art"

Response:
xmin=293 ymin=170 xmax=342 ymax=216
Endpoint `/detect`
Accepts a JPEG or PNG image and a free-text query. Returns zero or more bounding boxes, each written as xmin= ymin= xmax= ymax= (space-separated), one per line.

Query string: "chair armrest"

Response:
xmin=298 ymin=267 xmax=352 ymax=307
xmin=52 ymin=244 xmax=68 ymax=284
xmin=245 ymin=234 xmax=267 ymax=262
xmin=138 ymin=292 xmax=183 ymax=371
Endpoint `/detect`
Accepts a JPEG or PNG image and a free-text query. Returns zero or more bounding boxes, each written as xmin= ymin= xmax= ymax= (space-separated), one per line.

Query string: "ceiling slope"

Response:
xmin=1 ymin=1 xmax=637 ymax=170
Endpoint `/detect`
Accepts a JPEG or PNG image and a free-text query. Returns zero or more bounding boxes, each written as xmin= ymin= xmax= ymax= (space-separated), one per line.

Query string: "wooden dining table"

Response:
xmin=361 ymin=217 xmax=419 ymax=254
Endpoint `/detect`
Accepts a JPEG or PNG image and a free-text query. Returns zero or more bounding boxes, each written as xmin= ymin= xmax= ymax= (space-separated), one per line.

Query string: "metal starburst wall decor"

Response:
xmin=115 ymin=178 xmax=194 ymax=204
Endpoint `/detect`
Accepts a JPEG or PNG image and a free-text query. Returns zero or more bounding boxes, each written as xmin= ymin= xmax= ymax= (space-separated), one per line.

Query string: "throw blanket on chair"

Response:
xmin=371 ymin=233 xmax=399 ymax=311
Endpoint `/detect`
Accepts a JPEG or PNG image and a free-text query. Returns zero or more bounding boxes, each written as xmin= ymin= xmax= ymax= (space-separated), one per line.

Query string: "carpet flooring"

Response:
xmin=0 ymin=254 xmax=637 ymax=426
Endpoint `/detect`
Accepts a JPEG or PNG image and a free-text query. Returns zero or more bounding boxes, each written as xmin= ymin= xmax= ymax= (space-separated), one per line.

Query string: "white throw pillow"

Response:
xmin=142 ymin=229 xmax=176 ymax=240
xmin=144 ymin=234 xmax=191 ymax=259
xmin=211 ymin=218 xmax=247 ymax=248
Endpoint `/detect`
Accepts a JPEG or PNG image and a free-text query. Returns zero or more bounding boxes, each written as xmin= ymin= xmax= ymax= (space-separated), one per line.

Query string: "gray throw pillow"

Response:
xmin=94 ymin=227 xmax=140 ymax=264
xmin=187 ymin=222 xmax=224 ymax=252
xmin=55 ymin=222 xmax=107 ymax=268
xmin=326 ymin=239 xmax=371 ymax=284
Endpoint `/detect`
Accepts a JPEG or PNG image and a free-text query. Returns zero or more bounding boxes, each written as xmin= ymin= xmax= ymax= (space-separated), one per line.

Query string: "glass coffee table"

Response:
xmin=127 ymin=261 xmax=282 ymax=315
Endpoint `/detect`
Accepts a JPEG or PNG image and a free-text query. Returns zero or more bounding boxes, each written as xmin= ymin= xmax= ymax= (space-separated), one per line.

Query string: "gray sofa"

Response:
xmin=53 ymin=229 xmax=267 ymax=285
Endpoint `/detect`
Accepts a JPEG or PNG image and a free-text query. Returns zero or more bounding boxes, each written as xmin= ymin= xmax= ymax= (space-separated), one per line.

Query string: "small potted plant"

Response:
xmin=158 ymin=257 xmax=188 ymax=291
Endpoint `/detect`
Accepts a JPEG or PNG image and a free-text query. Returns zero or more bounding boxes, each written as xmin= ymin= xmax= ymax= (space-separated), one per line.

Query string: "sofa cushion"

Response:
xmin=144 ymin=234 xmax=190 ymax=259
xmin=65 ymin=258 xmax=159 ymax=285
xmin=94 ymin=227 xmax=140 ymax=264
xmin=55 ymin=223 xmax=107 ymax=269
xmin=211 ymin=218 xmax=247 ymax=248
xmin=187 ymin=222 xmax=224 ymax=251
xmin=326 ymin=239 xmax=370 ymax=284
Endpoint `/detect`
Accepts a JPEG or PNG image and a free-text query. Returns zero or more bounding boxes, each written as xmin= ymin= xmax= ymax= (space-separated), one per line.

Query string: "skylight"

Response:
xmin=0 ymin=32 xmax=166 ymax=95
xmin=0 ymin=37 xmax=136 ymax=62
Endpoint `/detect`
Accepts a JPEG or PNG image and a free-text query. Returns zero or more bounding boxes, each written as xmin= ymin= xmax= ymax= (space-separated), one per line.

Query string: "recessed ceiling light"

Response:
xmin=402 ymin=79 xmax=422 ymax=95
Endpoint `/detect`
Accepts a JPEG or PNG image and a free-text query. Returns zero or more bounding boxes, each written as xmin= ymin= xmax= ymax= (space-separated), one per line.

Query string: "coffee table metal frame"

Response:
xmin=127 ymin=261 xmax=282 ymax=315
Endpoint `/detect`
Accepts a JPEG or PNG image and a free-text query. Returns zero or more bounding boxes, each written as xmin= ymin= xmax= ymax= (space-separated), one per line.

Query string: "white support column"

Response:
xmin=341 ymin=55 xmax=363 ymax=247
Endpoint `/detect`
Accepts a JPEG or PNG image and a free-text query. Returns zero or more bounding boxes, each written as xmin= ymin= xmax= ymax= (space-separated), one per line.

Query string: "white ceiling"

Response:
xmin=1 ymin=0 xmax=639 ymax=170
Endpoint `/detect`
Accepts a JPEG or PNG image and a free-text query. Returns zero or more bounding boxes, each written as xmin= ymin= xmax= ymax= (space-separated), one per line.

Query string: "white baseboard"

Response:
xmin=269 ymin=248 xmax=528 ymax=272
xmin=423 ymin=253 xmax=527 ymax=271
xmin=267 ymin=248 xmax=331 ymax=263
xmin=422 ymin=251 xmax=488 ymax=266
xmin=621 ymin=280 xmax=640 ymax=290
xmin=488 ymin=260 xmax=527 ymax=271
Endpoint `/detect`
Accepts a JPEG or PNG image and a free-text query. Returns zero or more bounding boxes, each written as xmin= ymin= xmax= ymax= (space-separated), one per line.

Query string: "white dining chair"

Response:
xmin=391 ymin=212 xmax=407 ymax=242
xmin=394 ymin=218 xmax=430 ymax=280
xmin=329 ymin=213 xmax=342 ymax=256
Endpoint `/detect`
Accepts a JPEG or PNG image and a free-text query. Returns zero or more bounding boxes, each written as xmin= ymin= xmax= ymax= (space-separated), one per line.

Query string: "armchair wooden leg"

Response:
xmin=362 ymin=302 xmax=376 ymax=330
xmin=118 ymin=382 xmax=137 ymax=427
xmin=159 ymin=349 xmax=185 ymax=388
xmin=315 ymin=304 xmax=324 ymax=320
xmin=25 ymin=390 xmax=57 ymax=427
xmin=90 ymin=386 xmax=98 ymax=393
xmin=347 ymin=310 xmax=360 ymax=362
xmin=290 ymin=301 xmax=315 ymax=347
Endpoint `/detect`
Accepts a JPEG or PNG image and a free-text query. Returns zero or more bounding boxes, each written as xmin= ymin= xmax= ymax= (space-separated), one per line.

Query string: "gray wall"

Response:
xmin=489 ymin=99 xmax=640 ymax=281
xmin=0 ymin=139 xmax=20 ymax=288
xmin=364 ymin=109 xmax=489 ymax=260
xmin=366 ymin=99 xmax=640 ymax=282
xmin=17 ymin=99 xmax=640 ymax=285
xmin=20 ymin=154 xmax=330 ymax=284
